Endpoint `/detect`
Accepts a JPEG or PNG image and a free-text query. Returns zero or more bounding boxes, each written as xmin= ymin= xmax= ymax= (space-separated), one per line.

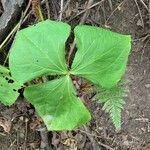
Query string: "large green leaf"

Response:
xmin=9 ymin=20 xmax=71 ymax=84
xmin=0 ymin=65 xmax=22 ymax=106
xmin=8 ymin=20 xmax=132 ymax=131
xmin=71 ymin=25 xmax=131 ymax=88
xmin=24 ymin=76 xmax=91 ymax=131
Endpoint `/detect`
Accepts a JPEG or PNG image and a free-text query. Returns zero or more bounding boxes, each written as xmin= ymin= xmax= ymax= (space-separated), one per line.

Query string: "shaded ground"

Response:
xmin=0 ymin=0 xmax=149 ymax=149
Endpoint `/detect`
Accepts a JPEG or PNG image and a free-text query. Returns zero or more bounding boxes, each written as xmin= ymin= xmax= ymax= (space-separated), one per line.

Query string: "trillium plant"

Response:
xmin=0 ymin=20 xmax=131 ymax=131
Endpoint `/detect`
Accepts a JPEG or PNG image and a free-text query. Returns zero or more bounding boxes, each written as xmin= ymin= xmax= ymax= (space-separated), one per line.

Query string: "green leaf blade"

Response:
xmin=9 ymin=20 xmax=71 ymax=84
xmin=0 ymin=65 xmax=22 ymax=106
xmin=71 ymin=25 xmax=131 ymax=88
xmin=24 ymin=76 xmax=91 ymax=131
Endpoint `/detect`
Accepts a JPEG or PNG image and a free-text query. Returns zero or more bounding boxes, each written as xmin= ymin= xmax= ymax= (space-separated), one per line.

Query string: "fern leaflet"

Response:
xmin=95 ymin=82 xmax=127 ymax=129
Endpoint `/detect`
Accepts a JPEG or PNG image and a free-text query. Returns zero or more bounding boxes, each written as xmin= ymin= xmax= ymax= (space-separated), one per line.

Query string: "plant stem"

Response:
xmin=67 ymin=0 xmax=94 ymax=65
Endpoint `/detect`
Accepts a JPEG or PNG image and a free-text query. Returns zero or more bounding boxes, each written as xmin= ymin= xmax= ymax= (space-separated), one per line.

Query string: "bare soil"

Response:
xmin=0 ymin=0 xmax=149 ymax=149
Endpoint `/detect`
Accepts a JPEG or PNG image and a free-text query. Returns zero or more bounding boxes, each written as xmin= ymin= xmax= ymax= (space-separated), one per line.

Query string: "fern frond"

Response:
xmin=95 ymin=82 xmax=127 ymax=130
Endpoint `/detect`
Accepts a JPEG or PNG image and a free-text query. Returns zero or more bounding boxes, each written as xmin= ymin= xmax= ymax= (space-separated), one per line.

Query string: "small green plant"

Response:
xmin=0 ymin=20 xmax=131 ymax=131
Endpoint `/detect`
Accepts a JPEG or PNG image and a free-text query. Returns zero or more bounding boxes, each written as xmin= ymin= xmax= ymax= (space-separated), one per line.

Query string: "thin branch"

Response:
xmin=63 ymin=0 xmax=71 ymax=13
xmin=8 ymin=140 xmax=17 ymax=150
xmin=140 ymin=38 xmax=150 ymax=63
xmin=134 ymin=0 xmax=144 ymax=28
xmin=23 ymin=118 xmax=29 ymax=150
xmin=139 ymin=0 xmax=148 ymax=11
xmin=105 ymin=0 xmax=126 ymax=25
xmin=98 ymin=141 xmax=115 ymax=150
xmin=108 ymin=0 xmax=113 ymax=10
xmin=45 ymin=0 xmax=51 ymax=19
xmin=59 ymin=0 xmax=64 ymax=21
xmin=83 ymin=126 xmax=100 ymax=150
xmin=58 ymin=0 xmax=71 ymax=20
xmin=80 ymin=127 xmax=115 ymax=150
xmin=80 ymin=0 xmax=94 ymax=24
xmin=149 ymin=0 xmax=150 ymax=21
xmin=67 ymin=0 xmax=94 ymax=64
xmin=23 ymin=0 xmax=47 ymax=24
xmin=68 ymin=0 xmax=105 ymax=22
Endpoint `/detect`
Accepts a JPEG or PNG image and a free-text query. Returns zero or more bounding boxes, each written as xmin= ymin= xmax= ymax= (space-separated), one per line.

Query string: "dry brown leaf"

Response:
xmin=143 ymin=144 xmax=150 ymax=150
xmin=29 ymin=118 xmax=42 ymax=130
xmin=0 ymin=117 xmax=11 ymax=133
xmin=61 ymin=138 xmax=77 ymax=149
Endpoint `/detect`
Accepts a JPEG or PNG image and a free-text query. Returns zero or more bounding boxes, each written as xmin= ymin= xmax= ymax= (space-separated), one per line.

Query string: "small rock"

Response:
xmin=0 ymin=0 xmax=24 ymax=43
xmin=145 ymin=84 xmax=150 ymax=88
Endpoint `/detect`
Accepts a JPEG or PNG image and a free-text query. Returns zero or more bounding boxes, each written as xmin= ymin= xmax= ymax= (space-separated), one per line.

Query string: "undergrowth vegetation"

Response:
xmin=0 ymin=20 xmax=131 ymax=131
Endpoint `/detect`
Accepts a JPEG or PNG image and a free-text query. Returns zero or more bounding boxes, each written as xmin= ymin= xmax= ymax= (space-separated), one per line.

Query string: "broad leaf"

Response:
xmin=71 ymin=25 xmax=131 ymax=88
xmin=24 ymin=76 xmax=91 ymax=131
xmin=9 ymin=20 xmax=71 ymax=84
xmin=0 ymin=65 xmax=22 ymax=106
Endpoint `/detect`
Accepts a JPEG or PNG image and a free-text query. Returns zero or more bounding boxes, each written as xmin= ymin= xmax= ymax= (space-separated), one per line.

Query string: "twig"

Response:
xmin=105 ymin=0 xmax=126 ymax=25
xmin=23 ymin=118 xmax=29 ymax=150
xmin=0 ymin=24 xmax=19 ymax=51
xmin=149 ymin=0 xmax=150 ymax=21
xmin=38 ymin=127 xmax=51 ymax=150
xmin=38 ymin=4 xmax=44 ymax=21
xmin=16 ymin=131 xmax=19 ymax=148
xmin=62 ymin=0 xmax=71 ymax=13
xmin=139 ymin=0 xmax=148 ymax=11
xmin=80 ymin=0 xmax=94 ymax=24
xmin=67 ymin=0 xmax=94 ymax=64
xmin=98 ymin=141 xmax=115 ymax=150
xmin=50 ymin=0 xmax=59 ymax=19
xmin=79 ymin=129 xmax=102 ymax=138
xmin=101 ymin=1 xmax=106 ymax=23
xmin=140 ymin=38 xmax=150 ymax=63
xmin=108 ymin=0 xmax=113 ymax=10
xmin=80 ymin=126 xmax=115 ymax=150
xmin=22 ymin=0 xmax=46 ymax=24
xmin=134 ymin=0 xmax=144 ymax=28
xmin=83 ymin=126 xmax=100 ymax=150
xmin=67 ymin=41 xmax=75 ymax=65
xmin=59 ymin=0 xmax=64 ymax=21
xmin=8 ymin=139 xmax=16 ymax=150
xmin=22 ymin=11 xmax=32 ymax=24
xmin=32 ymin=0 xmax=44 ymax=21
xmin=68 ymin=0 xmax=105 ymax=22
xmin=45 ymin=0 xmax=50 ymax=19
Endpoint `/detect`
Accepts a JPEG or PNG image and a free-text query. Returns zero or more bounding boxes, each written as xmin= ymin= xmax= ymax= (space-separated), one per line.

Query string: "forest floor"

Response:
xmin=0 ymin=0 xmax=150 ymax=150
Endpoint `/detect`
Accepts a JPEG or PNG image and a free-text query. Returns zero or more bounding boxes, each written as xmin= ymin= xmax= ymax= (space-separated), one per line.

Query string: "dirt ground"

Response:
xmin=0 ymin=0 xmax=150 ymax=150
